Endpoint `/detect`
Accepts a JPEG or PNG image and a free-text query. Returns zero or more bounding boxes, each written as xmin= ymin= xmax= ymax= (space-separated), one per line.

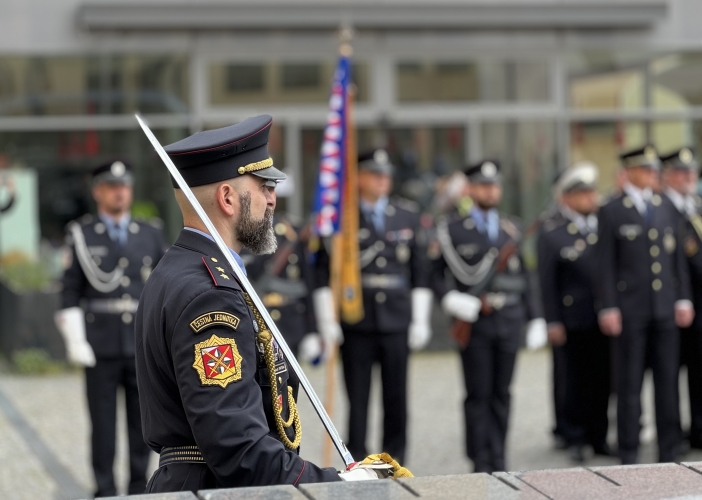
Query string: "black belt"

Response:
xmin=159 ymin=445 xmax=205 ymax=467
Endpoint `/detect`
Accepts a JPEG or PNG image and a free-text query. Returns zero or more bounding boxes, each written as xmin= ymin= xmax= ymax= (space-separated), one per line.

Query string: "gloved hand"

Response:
xmin=298 ymin=333 xmax=323 ymax=364
xmin=525 ymin=318 xmax=548 ymax=350
xmin=441 ymin=290 xmax=481 ymax=323
xmin=313 ymin=287 xmax=343 ymax=359
xmin=54 ymin=307 xmax=96 ymax=367
xmin=338 ymin=453 xmax=413 ymax=481
xmin=408 ymin=288 xmax=433 ymax=350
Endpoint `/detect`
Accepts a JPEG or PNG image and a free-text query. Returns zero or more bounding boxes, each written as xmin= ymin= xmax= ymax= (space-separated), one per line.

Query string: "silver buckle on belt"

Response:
xmin=485 ymin=292 xmax=506 ymax=310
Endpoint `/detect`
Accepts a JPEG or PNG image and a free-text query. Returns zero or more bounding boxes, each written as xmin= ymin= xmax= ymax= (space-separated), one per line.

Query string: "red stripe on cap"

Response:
xmin=169 ymin=121 xmax=272 ymax=156
xmin=202 ymin=256 xmax=219 ymax=286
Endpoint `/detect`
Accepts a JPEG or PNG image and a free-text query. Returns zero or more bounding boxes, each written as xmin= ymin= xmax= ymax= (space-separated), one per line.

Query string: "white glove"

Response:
xmin=338 ymin=462 xmax=394 ymax=481
xmin=54 ymin=307 xmax=96 ymax=367
xmin=298 ymin=333 xmax=323 ymax=363
xmin=441 ymin=290 xmax=481 ymax=323
xmin=525 ymin=318 xmax=548 ymax=350
xmin=313 ymin=287 xmax=343 ymax=353
xmin=408 ymin=288 xmax=433 ymax=350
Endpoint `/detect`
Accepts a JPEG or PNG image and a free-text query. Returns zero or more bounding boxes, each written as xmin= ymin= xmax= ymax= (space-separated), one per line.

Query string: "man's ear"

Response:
xmin=216 ymin=183 xmax=237 ymax=217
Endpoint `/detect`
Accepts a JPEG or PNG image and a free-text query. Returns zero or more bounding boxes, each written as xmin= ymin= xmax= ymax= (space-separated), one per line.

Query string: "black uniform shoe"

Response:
xmin=592 ymin=443 xmax=613 ymax=457
xmin=569 ymin=445 xmax=585 ymax=463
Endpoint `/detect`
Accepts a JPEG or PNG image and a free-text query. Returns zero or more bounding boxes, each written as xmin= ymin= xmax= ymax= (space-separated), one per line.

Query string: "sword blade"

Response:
xmin=135 ymin=115 xmax=354 ymax=467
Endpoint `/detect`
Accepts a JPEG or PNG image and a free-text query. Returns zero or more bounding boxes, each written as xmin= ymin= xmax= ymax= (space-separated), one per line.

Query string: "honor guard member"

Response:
xmin=596 ymin=145 xmax=694 ymax=464
xmin=313 ymin=149 xmax=433 ymax=464
xmin=135 ymin=116 xmax=385 ymax=493
xmin=431 ymin=160 xmax=545 ymax=473
xmin=55 ymin=160 xmax=167 ymax=497
xmin=537 ymin=162 xmax=611 ymax=462
xmin=244 ymin=210 xmax=322 ymax=362
xmin=661 ymin=148 xmax=702 ymax=449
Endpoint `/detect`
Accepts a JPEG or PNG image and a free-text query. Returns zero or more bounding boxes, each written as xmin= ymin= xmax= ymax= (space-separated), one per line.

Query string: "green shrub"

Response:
xmin=11 ymin=348 xmax=67 ymax=375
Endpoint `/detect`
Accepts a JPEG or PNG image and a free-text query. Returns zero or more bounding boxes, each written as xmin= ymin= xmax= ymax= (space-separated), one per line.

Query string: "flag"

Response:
xmin=312 ymin=53 xmax=364 ymax=324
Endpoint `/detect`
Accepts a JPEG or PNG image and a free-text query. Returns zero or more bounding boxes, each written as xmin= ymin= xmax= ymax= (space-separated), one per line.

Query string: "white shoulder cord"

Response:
xmin=436 ymin=218 xmax=497 ymax=287
xmin=68 ymin=221 xmax=124 ymax=293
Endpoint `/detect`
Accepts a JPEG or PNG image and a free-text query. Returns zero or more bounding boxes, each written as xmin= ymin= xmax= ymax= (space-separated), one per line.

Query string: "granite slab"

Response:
xmin=399 ymin=472 xmax=533 ymax=499
xmin=511 ymin=467 xmax=619 ymax=499
xmin=198 ymin=485 xmax=307 ymax=500
xmin=299 ymin=478 xmax=415 ymax=500
xmin=102 ymin=492 xmax=197 ymax=500
xmin=491 ymin=472 xmax=549 ymax=498
xmin=590 ymin=463 xmax=702 ymax=499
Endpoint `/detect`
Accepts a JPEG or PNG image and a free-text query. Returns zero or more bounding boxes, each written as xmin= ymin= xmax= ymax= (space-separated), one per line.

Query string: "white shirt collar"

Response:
xmin=559 ymin=204 xmax=597 ymax=233
xmin=664 ymin=187 xmax=694 ymax=215
xmin=623 ymin=182 xmax=652 ymax=216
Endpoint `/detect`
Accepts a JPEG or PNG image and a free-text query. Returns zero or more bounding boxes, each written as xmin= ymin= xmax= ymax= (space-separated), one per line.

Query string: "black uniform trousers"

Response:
xmin=459 ymin=317 xmax=519 ymax=473
xmin=564 ymin=329 xmax=610 ymax=448
xmin=682 ymin=325 xmax=702 ymax=446
xmin=614 ymin=316 xmax=681 ymax=463
xmin=85 ymin=357 xmax=150 ymax=496
xmin=340 ymin=331 xmax=409 ymax=464
xmin=551 ymin=345 xmax=569 ymax=443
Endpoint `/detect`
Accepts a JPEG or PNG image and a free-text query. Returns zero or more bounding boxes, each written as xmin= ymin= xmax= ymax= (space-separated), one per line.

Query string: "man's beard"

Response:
xmin=236 ymin=192 xmax=277 ymax=255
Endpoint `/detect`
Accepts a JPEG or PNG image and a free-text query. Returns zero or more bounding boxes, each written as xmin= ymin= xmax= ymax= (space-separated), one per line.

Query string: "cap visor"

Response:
xmin=250 ymin=166 xmax=287 ymax=181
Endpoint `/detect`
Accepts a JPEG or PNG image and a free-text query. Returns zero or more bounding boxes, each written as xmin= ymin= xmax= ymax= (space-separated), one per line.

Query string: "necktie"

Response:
xmin=644 ymin=200 xmax=654 ymax=226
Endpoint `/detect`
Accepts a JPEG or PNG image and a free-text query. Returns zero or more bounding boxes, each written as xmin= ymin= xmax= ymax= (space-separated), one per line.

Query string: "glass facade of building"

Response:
xmin=1 ymin=1 xmax=702 ymax=258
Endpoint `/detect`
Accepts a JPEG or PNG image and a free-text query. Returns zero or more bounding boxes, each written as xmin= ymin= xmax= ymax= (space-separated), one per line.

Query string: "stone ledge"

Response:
xmin=103 ymin=463 xmax=702 ymax=499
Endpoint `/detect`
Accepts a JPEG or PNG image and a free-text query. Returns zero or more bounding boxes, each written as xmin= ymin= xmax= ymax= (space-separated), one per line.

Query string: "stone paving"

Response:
xmin=0 ymin=348 xmax=700 ymax=499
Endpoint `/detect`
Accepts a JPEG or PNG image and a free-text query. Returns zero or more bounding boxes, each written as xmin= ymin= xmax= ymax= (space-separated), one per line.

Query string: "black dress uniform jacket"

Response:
xmin=316 ymin=198 xmax=428 ymax=333
xmin=62 ymin=214 xmax=167 ymax=357
xmin=596 ymin=192 xmax=691 ymax=319
xmin=136 ymin=229 xmax=339 ymax=492
xmin=244 ymin=214 xmax=316 ymax=355
xmin=538 ymin=211 xmax=599 ymax=333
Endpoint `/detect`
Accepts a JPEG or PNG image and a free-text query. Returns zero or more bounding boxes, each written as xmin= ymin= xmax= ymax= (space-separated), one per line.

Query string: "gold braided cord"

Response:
xmin=361 ymin=453 xmax=414 ymax=478
xmin=690 ymin=213 xmax=702 ymax=242
xmin=237 ymin=157 xmax=274 ymax=175
xmin=243 ymin=293 xmax=302 ymax=450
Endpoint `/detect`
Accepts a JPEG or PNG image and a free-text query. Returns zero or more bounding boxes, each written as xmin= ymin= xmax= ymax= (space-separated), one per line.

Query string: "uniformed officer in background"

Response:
xmin=243 ymin=178 xmax=321 ymax=362
xmin=431 ymin=160 xmax=546 ymax=473
xmin=537 ymin=162 xmax=611 ymax=463
xmin=661 ymin=148 xmax=702 ymax=449
xmin=314 ymin=149 xmax=432 ymax=465
xmin=596 ymin=145 xmax=693 ymax=464
xmin=136 ymin=116 xmax=391 ymax=493
xmin=55 ymin=160 xmax=167 ymax=497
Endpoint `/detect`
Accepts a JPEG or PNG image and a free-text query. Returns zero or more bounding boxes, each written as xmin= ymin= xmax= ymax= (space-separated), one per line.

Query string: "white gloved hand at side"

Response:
xmin=298 ymin=333 xmax=323 ymax=363
xmin=408 ymin=287 xmax=433 ymax=350
xmin=313 ymin=287 xmax=343 ymax=358
xmin=441 ymin=290 xmax=481 ymax=323
xmin=525 ymin=318 xmax=548 ymax=350
xmin=54 ymin=307 xmax=96 ymax=367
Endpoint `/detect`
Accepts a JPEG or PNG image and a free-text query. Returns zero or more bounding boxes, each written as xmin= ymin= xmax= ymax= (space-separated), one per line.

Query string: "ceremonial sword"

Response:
xmin=135 ymin=115 xmax=354 ymax=468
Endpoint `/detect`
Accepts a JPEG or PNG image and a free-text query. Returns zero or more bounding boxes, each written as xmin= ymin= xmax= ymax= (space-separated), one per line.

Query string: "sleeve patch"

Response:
xmin=190 ymin=311 xmax=240 ymax=333
xmin=193 ymin=334 xmax=243 ymax=388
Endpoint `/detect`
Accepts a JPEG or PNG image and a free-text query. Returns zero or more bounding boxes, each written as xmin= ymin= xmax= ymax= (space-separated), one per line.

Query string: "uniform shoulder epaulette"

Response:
xmin=145 ymin=217 xmax=164 ymax=230
xmin=541 ymin=212 xmax=566 ymax=233
xmin=79 ymin=214 xmax=94 ymax=226
xmin=202 ymin=256 xmax=241 ymax=290
xmin=392 ymin=196 xmax=420 ymax=214
xmin=500 ymin=216 xmax=522 ymax=240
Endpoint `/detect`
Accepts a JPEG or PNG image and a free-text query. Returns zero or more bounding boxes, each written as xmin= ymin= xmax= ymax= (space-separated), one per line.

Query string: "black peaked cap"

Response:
xmin=164 ymin=115 xmax=285 ymax=187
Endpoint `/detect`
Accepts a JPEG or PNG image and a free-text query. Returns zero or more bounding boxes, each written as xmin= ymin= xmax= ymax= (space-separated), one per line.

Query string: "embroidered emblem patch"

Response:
xmin=190 ymin=311 xmax=240 ymax=333
xmin=193 ymin=334 xmax=243 ymax=388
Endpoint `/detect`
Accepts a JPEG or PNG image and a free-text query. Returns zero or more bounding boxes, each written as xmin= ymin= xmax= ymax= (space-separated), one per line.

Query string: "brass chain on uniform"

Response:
xmin=243 ymin=293 xmax=302 ymax=449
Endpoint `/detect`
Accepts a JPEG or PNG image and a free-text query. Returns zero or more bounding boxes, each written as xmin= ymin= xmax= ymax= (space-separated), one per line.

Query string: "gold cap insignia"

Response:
xmin=192 ymin=334 xmax=243 ymax=388
xmin=238 ymin=158 xmax=274 ymax=176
